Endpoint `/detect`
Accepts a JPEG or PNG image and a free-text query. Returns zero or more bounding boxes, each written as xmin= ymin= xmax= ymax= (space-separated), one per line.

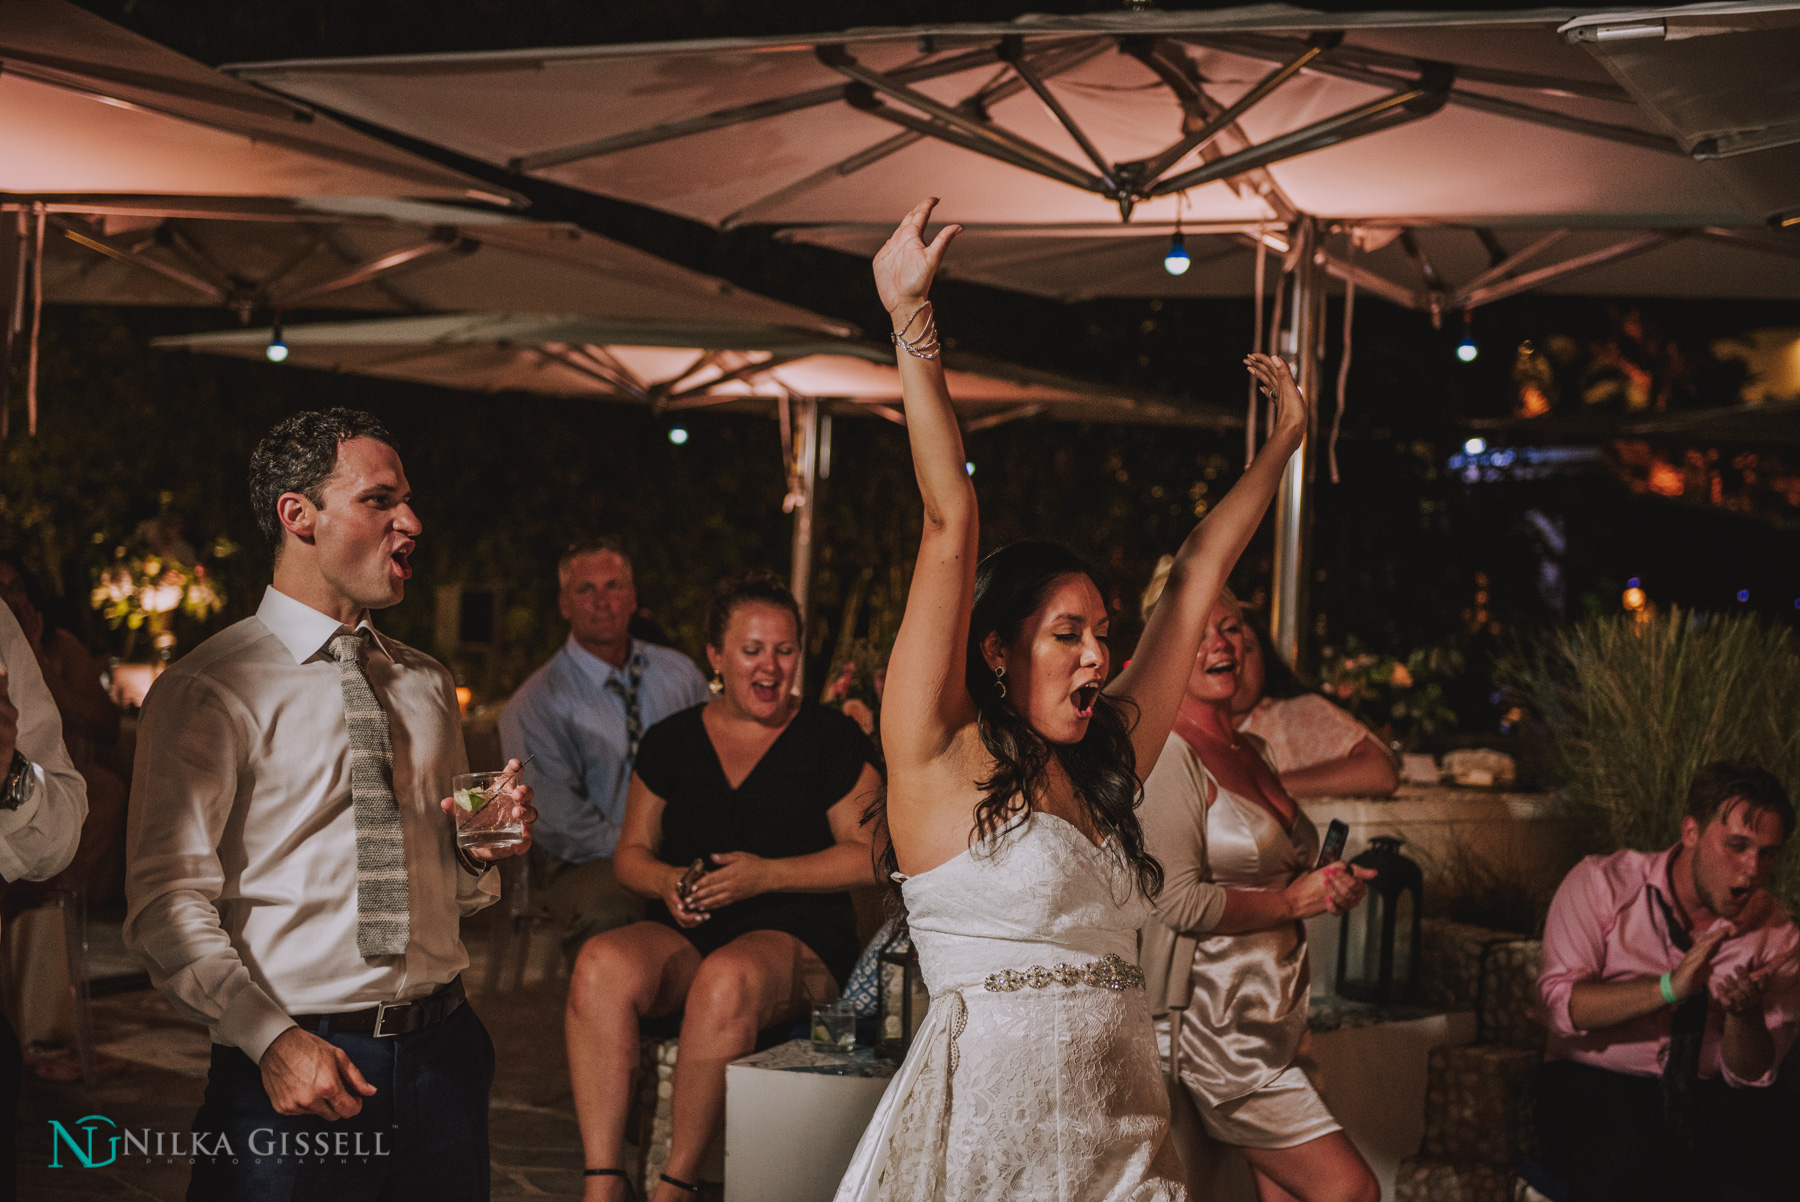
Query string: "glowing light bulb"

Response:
xmin=965 ymin=461 xmax=976 ymax=476
xmin=1463 ymin=438 xmax=1487 ymax=455
xmin=1622 ymin=587 xmax=1646 ymax=611
xmin=1626 ymin=577 xmax=1641 ymax=589
xmin=1737 ymin=589 xmax=1750 ymax=603
xmin=668 ymin=426 xmax=689 ymax=445
xmin=1456 ymin=334 xmax=1478 ymax=363
xmin=1163 ymin=233 xmax=1190 ymax=276
xmin=265 ymin=327 xmax=289 ymax=362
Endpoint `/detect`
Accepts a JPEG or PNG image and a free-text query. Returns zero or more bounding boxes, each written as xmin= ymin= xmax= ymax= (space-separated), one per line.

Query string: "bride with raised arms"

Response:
xmin=834 ymin=198 xmax=1309 ymax=1202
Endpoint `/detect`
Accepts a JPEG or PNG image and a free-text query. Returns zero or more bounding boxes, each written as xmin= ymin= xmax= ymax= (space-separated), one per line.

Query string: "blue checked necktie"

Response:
xmin=604 ymin=655 xmax=646 ymax=766
xmin=329 ymin=630 xmax=410 ymax=957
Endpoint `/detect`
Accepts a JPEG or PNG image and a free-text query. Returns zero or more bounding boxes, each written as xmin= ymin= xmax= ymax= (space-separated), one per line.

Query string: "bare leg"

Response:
xmin=652 ymin=931 xmax=836 ymax=1202
xmin=1240 ymin=1132 xmax=1380 ymax=1202
xmin=567 ymin=922 xmax=701 ymax=1202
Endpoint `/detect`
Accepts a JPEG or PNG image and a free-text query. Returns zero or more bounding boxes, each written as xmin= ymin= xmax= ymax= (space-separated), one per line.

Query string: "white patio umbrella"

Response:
xmin=228 ymin=3 xmax=1800 ymax=660
xmin=153 ymin=312 xmax=1225 ymax=642
xmin=0 ymin=0 xmax=529 ymax=439
xmin=3 ymin=196 xmax=848 ymax=442
xmin=27 ymin=198 xmax=850 ymax=332
xmin=0 ymin=0 xmax=515 ymax=204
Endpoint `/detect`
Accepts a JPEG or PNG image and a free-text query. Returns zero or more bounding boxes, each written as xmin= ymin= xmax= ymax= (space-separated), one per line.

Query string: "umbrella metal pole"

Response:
xmin=1269 ymin=217 xmax=1322 ymax=670
xmin=788 ymin=396 xmax=821 ymax=692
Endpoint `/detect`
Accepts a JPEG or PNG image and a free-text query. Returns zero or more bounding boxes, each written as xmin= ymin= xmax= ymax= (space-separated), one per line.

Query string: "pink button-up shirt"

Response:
xmin=1537 ymin=846 xmax=1800 ymax=1087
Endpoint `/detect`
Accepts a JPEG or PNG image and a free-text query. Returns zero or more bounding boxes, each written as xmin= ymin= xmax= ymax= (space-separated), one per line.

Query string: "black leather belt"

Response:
xmin=292 ymin=976 xmax=465 ymax=1039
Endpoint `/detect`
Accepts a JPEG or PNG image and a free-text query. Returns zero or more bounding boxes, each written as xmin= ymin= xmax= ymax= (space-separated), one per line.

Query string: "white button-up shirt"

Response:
xmin=124 ymin=587 xmax=498 ymax=1061
xmin=0 ymin=603 xmax=87 ymax=882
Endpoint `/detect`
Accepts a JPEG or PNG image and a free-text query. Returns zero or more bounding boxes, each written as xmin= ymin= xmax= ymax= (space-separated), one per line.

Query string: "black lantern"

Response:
xmin=875 ymin=925 xmax=930 ymax=1059
xmin=1336 ymin=835 xmax=1424 ymax=1003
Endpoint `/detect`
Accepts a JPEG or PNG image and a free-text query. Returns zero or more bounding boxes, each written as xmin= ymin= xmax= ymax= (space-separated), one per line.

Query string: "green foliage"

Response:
xmin=1316 ymin=634 xmax=1464 ymax=748
xmin=1502 ymin=609 xmax=1800 ymax=908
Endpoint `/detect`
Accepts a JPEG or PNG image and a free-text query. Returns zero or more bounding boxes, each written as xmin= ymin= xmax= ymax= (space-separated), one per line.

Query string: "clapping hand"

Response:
xmin=873 ymin=197 xmax=962 ymax=319
xmin=1715 ymin=962 xmax=1771 ymax=1018
xmin=1668 ymin=923 xmax=1733 ymax=1001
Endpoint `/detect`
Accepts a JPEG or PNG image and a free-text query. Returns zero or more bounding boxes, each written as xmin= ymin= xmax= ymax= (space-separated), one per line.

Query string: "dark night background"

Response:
xmin=6 ymin=1 xmax=1799 ymax=736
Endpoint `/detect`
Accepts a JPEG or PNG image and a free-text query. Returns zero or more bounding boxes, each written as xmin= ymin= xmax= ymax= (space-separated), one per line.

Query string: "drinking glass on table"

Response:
xmin=811 ymin=998 xmax=856 ymax=1053
xmin=450 ymin=768 xmax=527 ymax=852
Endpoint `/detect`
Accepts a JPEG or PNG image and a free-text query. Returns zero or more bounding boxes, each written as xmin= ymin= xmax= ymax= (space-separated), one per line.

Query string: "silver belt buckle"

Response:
xmin=371 ymin=999 xmax=409 ymax=1038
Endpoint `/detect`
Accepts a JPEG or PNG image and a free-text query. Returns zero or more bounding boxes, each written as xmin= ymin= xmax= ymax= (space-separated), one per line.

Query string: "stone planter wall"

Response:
xmin=1419 ymin=919 xmax=1545 ymax=1049
xmin=1397 ymin=924 xmax=1547 ymax=1202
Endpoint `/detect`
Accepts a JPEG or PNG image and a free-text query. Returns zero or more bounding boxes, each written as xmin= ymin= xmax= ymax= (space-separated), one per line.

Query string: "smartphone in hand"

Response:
xmin=1316 ymin=820 xmax=1349 ymax=870
xmin=676 ymin=857 xmax=708 ymax=905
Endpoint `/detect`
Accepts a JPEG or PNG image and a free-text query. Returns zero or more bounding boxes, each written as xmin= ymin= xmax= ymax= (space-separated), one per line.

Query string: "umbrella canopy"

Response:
xmin=227 ymin=4 xmax=1800 ymax=304
xmin=154 ymin=311 xmax=1230 ymax=633
xmin=149 ymin=311 xmax=1224 ymax=428
xmin=0 ymin=0 xmax=514 ymax=204
xmin=24 ymin=197 xmax=852 ymax=332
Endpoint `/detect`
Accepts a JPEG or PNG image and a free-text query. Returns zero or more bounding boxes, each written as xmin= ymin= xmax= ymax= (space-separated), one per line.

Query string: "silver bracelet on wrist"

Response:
xmin=891 ymin=301 xmax=941 ymax=361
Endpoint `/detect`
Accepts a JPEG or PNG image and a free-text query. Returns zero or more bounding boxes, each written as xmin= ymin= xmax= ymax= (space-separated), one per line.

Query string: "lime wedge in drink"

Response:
xmin=454 ymin=788 xmax=490 ymax=814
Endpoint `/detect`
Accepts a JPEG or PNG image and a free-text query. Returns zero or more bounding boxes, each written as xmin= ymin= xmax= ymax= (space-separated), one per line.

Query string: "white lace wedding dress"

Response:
xmin=834 ymin=813 xmax=1187 ymax=1201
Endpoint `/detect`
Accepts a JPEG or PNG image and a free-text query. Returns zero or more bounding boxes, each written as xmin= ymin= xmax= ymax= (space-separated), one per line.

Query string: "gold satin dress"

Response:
xmin=1175 ymin=785 xmax=1341 ymax=1149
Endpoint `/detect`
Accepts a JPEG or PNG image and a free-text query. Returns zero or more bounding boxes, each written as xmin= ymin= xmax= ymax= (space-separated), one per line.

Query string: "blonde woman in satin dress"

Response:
xmin=1138 ymin=586 xmax=1381 ymax=1202
xmin=833 ymin=198 xmax=1308 ymax=1202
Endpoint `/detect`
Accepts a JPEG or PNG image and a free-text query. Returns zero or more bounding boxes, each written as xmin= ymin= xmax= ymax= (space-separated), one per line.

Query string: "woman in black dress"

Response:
xmin=566 ymin=571 xmax=882 ymax=1202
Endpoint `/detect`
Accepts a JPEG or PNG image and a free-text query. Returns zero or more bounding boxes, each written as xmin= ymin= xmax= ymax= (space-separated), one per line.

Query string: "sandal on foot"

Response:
xmin=659 ymin=1175 xmax=722 ymax=1201
xmin=585 ymin=1168 xmax=636 ymax=1199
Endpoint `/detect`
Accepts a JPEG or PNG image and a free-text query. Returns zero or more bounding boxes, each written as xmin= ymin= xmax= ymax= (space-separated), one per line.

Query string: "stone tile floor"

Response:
xmin=22 ymin=921 xmax=595 ymax=1199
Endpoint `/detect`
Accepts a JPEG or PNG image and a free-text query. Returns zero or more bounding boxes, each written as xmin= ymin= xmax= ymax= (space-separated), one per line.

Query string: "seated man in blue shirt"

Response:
xmin=501 ymin=539 xmax=710 ymax=959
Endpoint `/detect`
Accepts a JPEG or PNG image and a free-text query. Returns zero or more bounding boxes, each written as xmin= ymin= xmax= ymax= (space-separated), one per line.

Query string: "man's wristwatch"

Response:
xmin=455 ymin=844 xmax=492 ymax=877
xmin=1 ymin=751 xmax=36 ymax=811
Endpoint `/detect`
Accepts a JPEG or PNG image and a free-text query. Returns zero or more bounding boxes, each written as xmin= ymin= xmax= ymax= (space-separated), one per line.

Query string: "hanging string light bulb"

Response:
xmin=1163 ymin=192 xmax=1190 ymax=276
xmin=1456 ymin=312 xmax=1478 ymax=362
xmin=265 ymin=319 xmax=289 ymax=363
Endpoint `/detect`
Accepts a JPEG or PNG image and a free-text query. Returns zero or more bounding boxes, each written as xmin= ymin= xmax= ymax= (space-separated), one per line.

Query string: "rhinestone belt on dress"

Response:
xmin=981 ymin=952 xmax=1145 ymax=993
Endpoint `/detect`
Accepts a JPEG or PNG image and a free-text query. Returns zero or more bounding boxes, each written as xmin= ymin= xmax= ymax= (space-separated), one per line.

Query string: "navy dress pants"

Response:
xmin=1533 ymin=1059 xmax=1799 ymax=1202
xmin=186 ymin=999 xmax=494 ymax=1202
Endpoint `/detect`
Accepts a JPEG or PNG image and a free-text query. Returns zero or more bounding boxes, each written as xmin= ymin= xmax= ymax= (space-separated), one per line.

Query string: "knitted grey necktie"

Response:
xmin=329 ymin=630 xmax=410 ymax=957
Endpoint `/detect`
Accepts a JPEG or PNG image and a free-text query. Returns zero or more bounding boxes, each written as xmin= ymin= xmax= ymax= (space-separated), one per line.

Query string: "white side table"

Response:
xmin=724 ymin=1040 xmax=896 ymax=1202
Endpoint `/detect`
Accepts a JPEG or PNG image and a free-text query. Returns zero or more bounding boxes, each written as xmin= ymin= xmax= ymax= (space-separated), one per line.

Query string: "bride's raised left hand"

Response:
xmin=1244 ymin=352 xmax=1309 ymax=441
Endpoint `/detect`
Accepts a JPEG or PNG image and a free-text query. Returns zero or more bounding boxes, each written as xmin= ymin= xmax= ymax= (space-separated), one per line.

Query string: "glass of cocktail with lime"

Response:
xmin=450 ymin=769 xmax=526 ymax=852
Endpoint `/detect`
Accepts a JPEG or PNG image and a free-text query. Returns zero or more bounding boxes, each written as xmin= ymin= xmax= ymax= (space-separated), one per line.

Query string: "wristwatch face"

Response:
xmin=3 ymin=751 xmax=33 ymax=811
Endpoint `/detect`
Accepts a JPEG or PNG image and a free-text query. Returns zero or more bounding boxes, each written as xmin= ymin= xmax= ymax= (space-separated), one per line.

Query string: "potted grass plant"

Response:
xmin=1502 ymin=608 xmax=1800 ymax=912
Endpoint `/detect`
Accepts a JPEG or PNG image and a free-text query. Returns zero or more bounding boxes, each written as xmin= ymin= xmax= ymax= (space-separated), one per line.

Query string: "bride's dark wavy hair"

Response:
xmin=867 ymin=540 xmax=1163 ymax=901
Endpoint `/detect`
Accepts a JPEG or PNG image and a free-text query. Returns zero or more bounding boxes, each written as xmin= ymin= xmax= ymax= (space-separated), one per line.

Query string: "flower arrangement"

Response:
xmin=90 ymin=537 xmax=235 ymax=656
xmin=821 ymin=637 xmax=887 ymax=740
xmin=1316 ymin=635 xmax=1463 ymax=746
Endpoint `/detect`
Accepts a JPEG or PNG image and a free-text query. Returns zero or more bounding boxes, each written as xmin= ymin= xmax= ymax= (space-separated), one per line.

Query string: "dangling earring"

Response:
xmin=709 ymin=671 xmax=724 ymax=695
xmin=993 ymin=663 xmax=1007 ymax=700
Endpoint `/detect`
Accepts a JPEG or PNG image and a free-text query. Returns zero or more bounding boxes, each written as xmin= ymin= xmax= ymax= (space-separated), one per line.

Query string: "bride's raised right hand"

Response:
xmin=873 ymin=197 xmax=962 ymax=321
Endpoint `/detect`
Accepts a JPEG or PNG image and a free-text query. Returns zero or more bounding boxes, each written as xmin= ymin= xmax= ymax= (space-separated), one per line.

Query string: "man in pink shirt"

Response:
xmin=1533 ymin=762 xmax=1799 ymax=1201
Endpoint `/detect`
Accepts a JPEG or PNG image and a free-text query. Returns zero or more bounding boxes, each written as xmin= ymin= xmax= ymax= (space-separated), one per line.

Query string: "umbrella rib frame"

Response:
xmin=38 ymin=210 xmax=478 ymax=316
xmin=1183 ymin=33 xmax=1682 ymax=157
xmin=815 ymin=40 xmax=1453 ymax=219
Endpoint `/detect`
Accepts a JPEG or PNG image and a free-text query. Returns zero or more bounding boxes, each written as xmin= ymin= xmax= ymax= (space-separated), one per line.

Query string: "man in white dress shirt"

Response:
xmin=124 ymin=409 xmax=535 ymax=1201
xmin=0 ymin=600 xmax=89 ymax=1198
